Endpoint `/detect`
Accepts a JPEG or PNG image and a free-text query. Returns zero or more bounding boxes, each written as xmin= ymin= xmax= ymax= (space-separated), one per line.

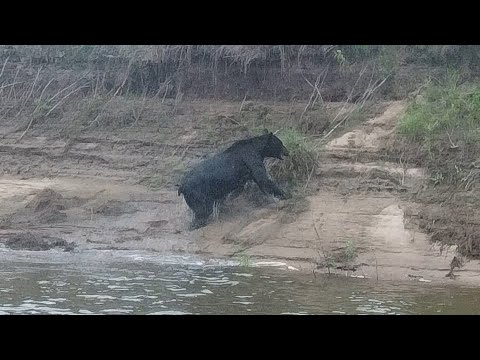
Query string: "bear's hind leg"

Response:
xmin=189 ymin=200 xmax=214 ymax=230
xmin=183 ymin=189 xmax=214 ymax=230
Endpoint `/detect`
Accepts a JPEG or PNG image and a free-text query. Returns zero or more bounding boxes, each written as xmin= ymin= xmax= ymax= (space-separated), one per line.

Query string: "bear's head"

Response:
xmin=261 ymin=131 xmax=289 ymax=160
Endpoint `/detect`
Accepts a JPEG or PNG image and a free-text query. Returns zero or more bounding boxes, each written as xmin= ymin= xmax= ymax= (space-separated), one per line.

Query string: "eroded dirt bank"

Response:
xmin=1 ymin=100 xmax=480 ymax=285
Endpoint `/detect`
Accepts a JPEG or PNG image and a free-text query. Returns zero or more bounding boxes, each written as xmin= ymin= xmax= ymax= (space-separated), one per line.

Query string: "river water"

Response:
xmin=0 ymin=248 xmax=479 ymax=315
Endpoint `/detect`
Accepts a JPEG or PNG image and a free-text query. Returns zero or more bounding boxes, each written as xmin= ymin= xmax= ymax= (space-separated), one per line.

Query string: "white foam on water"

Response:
xmin=232 ymin=273 xmax=253 ymax=277
xmin=120 ymin=297 xmax=143 ymax=302
xmin=107 ymin=285 xmax=130 ymax=291
xmin=1 ymin=303 xmax=75 ymax=314
xmin=77 ymin=295 xmax=117 ymax=300
xmin=78 ymin=309 xmax=94 ymax=314
xmin=176 ymin=293 xmax=206 ymax=298
xmin=166 ymin=286 xmax=186 ymax=292
xmin=101 ymin=309 xmax=133 ymax=314
xmin=280 ymin=312 xmax=308 ymax=315
xmin=23 ymin=300 xmax=57 ymax=305
xmin=148 ymin=310 xmax=192 ymax=315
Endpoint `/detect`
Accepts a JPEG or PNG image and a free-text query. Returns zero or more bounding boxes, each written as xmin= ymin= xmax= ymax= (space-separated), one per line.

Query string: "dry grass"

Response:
xmin=1 ymin=45 xmax=472 ymax=139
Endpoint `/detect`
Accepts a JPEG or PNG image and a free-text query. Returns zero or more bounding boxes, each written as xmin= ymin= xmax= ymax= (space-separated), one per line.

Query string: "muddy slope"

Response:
xmin=1 ymin=100 xmax=480 ymax=285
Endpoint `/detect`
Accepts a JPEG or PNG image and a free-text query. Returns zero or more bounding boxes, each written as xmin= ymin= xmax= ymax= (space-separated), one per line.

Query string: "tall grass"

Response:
xmin=397 ymin=72 xmax=480 ymax=188
xmin=2 ymin=45 xmax=480 ymax=138
xmin=3 ymin=45 xmax=479 ymax=67
xmin=398 ymin=73 xmax=480 ymax=145
xmin=1 ymin=45 xmax=478 ymax=113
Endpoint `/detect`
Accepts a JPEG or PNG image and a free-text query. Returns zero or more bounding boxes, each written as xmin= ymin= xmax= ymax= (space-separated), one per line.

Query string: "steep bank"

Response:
xmin=1 ymin=99 xmax=480 ymax=285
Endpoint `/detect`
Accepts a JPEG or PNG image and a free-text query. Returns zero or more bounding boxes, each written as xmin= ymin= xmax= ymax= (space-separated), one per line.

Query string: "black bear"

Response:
xmin=178 ymin=131 xmax=289 ymax=230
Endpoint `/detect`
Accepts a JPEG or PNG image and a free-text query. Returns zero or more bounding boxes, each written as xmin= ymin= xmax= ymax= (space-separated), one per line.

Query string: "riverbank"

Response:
xmin=2 ymin=98 xmax=480 ymax=285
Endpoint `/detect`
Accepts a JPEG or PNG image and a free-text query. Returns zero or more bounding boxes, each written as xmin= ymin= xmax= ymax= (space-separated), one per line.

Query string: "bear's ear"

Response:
xmin=262 ymin=128 xmax=269 ymax=135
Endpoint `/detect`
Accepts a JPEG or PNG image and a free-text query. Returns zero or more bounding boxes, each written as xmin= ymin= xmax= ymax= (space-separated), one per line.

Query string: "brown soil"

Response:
xmin=4 ymin=232 xmax=75 ymax=251
xmin=1 ymin=99 xmax=480 ymax=285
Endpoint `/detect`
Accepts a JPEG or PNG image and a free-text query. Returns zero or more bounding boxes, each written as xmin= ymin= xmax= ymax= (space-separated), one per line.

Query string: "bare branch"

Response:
xmin=300 ymin=68 xmax=328 ymax=121
xmin=17 ymin=84 xmax=90 ymax=142
xmin=48 ymin=78 xmax=82 ymax=103
xmin=113 ymin=56 xmax=136 ymax=97
xmin=446 ymin=131 xmax=459 ymax=149
xmin=45 ymin=85 xmax=89 ymax=117
xmin=38 ymin=77 xmax=56 ymax=103
xmin=23 ymin=66 xmax=42 ymax=106
xmin=239 ymin=93 xmax=248 ymax=112
xmin=8 ymin=67 xmax=20 ymax=100
xmin=130 ymin=91 xmax=148 ymax=127
xmin=0 ymin=56 xmax=10 ymax=80
xmin=0 ymin=81 xmax=24 ymax=91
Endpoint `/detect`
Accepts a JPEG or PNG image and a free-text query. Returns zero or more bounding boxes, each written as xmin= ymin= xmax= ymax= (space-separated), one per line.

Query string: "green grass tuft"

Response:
xmin=269 ymin=129 xmax=318 ymax=186
xmin=398 ymin=73 xmax=480 ymax=145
